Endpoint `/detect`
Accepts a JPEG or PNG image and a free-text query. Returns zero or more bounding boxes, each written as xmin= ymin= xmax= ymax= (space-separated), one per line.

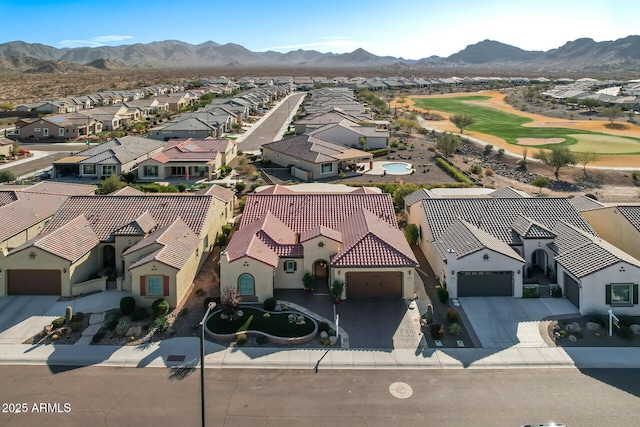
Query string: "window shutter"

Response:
xmin=605 ymin=284 xmax=611 ymax=304
xmin=634 ymin=284 xmax=639 ymax=305
xmin=163 ymin=276 xmax=170 ymax=296
xmin=294 ymin=261 xmax=297 ymax=271
xmin=140 ymin=276 xmax=146 ymax=296
xmin=283 ymin=262 xmax=287 ymax=271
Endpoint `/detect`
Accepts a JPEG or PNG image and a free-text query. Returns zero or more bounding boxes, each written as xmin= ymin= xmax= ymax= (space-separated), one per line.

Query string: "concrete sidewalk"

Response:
xmin=1 ymin=337 xmax=639 ymax=369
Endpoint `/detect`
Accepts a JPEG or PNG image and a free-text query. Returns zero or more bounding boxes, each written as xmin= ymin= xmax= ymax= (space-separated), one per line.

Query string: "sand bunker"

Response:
xmin=517 ymin=138 xmax=565 ymax=146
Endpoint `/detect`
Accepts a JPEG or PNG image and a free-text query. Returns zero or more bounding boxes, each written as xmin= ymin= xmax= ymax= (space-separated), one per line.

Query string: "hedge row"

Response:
xmin=435 ymin=158 xmax=474 ymax=184
xmin=370 ymin=148 xmax=390 ymax=157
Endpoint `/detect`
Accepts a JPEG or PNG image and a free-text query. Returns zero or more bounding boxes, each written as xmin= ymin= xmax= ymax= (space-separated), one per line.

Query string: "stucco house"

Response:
xmin=220 ymin=185 xmax=417 ymax=302
xmin=52 ymin=136 xmax=165 ymax=179
xmin=15 ymin=113 xmax=102 ymax=141
xmin=261 ymin=134 xmax=373 ymax=180
xmin=137 ymin=137 xmax=237 ymax=181
xmin=306 ymin=119 xmax=389 ymax=150
xmin=0 ymin=187 xmax=236 ymax=308
xmin=148 ymin=117 xmax=222 ymax=141
xmin=581 ymin=205 xmax=640 ymax=261
xmin=0 ymin=182 xmax=96 ymax=250
xmin=404 ymin=188 xmax=640 ymax=315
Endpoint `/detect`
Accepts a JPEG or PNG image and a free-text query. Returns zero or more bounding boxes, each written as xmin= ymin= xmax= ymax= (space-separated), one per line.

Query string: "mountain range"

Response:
xmin=1 ymin=36 xmax=639 ymax=74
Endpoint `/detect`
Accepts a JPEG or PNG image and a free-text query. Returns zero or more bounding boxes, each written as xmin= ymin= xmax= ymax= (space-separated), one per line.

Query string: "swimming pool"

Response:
xmin=382 ymin=162 xmax=412 ymax=175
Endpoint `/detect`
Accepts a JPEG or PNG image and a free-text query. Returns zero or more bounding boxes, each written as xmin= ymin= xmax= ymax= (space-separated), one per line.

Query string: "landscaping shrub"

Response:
xmin=446 ymin=308 xmax=460 ymax=324
xmin=551 ymin=286 xmax=563 ymax=298
xmin=52 ymin=317 xmax=66 ymax=328
xmin=154 ymin=316 xmax=169 ymax=332
xmin=104 ymin=313 xmax=119 ymax=330
xmin=70 ymin=321 xmax=83 ymax=332
xmin=71 ymin=312 xmax=85 ymax=322
xmin=179 ymin=307 xmax=189 ymax=316
xmin=484 ymin=144 xmax=494 ymax=154
xmin=585 ymin=193 xmax=598 ymax=200
xmin=263 ymin=297 xmax=277 ymax=311
xmin=120 ymin=296 xmax=136 ymax=315
xmin=448 ymin=323 xmax=463 ymax=336
xmin=234 ymin=182 xmax=246 ymax=193
xmin=615 ymin=325 xmax=634 ymax=340
xmin=618 ymin=315 xmax=636 ymax=327
xmin=177 ymin=183 xmax=187 ymax=192
xmin=523 ymin=287 xmax=539 ymax=298
xmin=152 ymin=298 xmax=169 ymax=318
xmin=215 ymin=233 xmax=227 ymax=247
xmin=131 ymin=307 xmax=149 ymax=321
xmin=469 ymin=164 xmax=482 ymax=174
xmin=371 ymin=148 xmax=390 ymax=157
xmin=436 ymin=157 xmax=473 ymax=184
xmin=430 ymin=323 xmax=444 ymax=340
xmin=236 ymin=333 xmax=248 ymax=346
xmin=91 ymin=331 xmax=105 ymax=344
xmin=203 ymin=296 xmax=217 ymax=311
xmin=484 ymin=168 xmax=495 ymax=177
xmin=318 ymin=321 xmax=331 ymax=333
xmin=437 ymin=287 xmax=449 ymax=303
xmin=115 ymin=320 xmax=129 ymax=336
xmin=221 ymin=224 xmax=232 ymax=235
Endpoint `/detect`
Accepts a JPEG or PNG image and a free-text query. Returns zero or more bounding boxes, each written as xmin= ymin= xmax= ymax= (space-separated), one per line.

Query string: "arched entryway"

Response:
xmin=313 ymin=260 xmax=329 ymax=294
xmin=103 ymin=245 xmax=116 ymax=270
xmin=531 ymin=249 xmax=547 ymax=270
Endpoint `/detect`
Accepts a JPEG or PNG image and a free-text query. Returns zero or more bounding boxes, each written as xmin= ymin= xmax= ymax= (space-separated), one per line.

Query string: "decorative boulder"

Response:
xmin=586 ymin=322 xmax=600 ymax=331
xmin=320 ymin=331 xmax=329 ymax=339
xmin=126 ymin=326 xmax=142 ymax=337
xmin=630 ymin=324 xmax=640 ymax=335
xmin=44 ymin=325 xmax=53 ymax=334
xmin=329 ymin=336 xmax=338 ymax=345
xmin=570 ymin=322 xmax=581 ymax=333
xmin=568 ymin=335 xmax=578 ymax=343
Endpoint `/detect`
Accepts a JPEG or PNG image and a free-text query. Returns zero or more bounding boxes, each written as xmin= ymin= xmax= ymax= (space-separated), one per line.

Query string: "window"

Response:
xmin=143 ymin=165 xmax=159 ymax=177
xmin=102 ymin=165 xmax=116 ymax=176
xmin=59 ymin=128 xmax=65 ymax=137
xmin=82 ymin=164 xmax=96 ymax=175
xmin=34 ymin=128 xmax=41 ymax=132
xmin=238 ymin=273 xmax=255 ymax=295
xmin=321 ymin=163 xmax=333 ymax=174
xmin=612 ymin=284 xmax=631 ymax=305
xmin=43 ymin=128 xmax=49 ymax=137
xmin=284 ymin=260 xmax=297 ymax=273
xmin=607 ymin=283 xmax=638 ymax=306
xmin=147 ymin=276 xmax=163 ymax=296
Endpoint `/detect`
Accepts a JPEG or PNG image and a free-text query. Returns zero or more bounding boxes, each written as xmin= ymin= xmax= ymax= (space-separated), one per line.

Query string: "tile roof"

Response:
xmin=332 ymin=209 xmax=417 ymax=267
xmin=42 ymin=195 xmax=215 ymax=241
xmin=113 ymin=211 xmax=158 ymax=236
xmin=489 ymin=187 xmax=531 ymax=198
xmin=241 ymin=193 xmax=397 ymax=231
xmin=569 ymin=194 xmax=606 ymax=212
xmin=150 ymin=138 xmax=232 ymax=163
xmin=404 ymin=188 xmax=436 ymax=206
xmin=300 ymin=225 xmax=342 ymax=243
xmin=0 ymin=191 xmax=70 ymax=243
xmin=433 ymin=219 xmax=523 ymax=262
xmin=126 ymin=218 xmax=200 ymax=270
xmin=194 ymin=184 xmax=235 ymax=202
xmin=10 ymin=215 xmax=99 ymax=262
xmin=109 ymin=186 xmax=146 ymax=196
xmin=552 ymin=222 xmax=640 ymax=278
xmin=77 ymin=136 xmax=164 ymax=165
xmin=617 ymin=206 xmax=640 ymax=233
xmin=254 ymin=185 xmax=296 ymax=195
xmin=419 ymin=197 xmax=596 ymax=245
xmin=511 ymin=215 xmax=556 ymax=239
xmin=0 ymin=191 xmax=17 ymax=207
xmin=21 ymin=181 xmax=96 ymax=196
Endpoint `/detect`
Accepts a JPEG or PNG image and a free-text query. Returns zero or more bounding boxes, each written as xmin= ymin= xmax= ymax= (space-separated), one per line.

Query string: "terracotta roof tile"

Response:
xmin=300 ymin=225 xmax=342 ymax=243
xmin=0 ymin=191 xmax=70 ymax=243
xmin=194 ymin=184 xmax=235 ymax=202
xmin=22 ymin=181 xmax=96 ymax=196
xmin=109 ymin=186 xmax=145 ymax=196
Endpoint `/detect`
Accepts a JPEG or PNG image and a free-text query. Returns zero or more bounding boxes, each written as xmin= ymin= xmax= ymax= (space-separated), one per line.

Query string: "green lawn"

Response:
xmin=207 ymin=307 xmax=316 ymax=337
xmin=413 ymin=96 xmax=640 ymax=154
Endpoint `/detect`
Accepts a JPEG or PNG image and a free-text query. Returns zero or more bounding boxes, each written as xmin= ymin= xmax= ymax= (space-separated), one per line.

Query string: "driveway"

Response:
xmin=0 ymin=292 xmax=128 ymax=344
xmin=275 ymin=290 xmax=419 ymax=349
xmin=0 ymin=296 xmax=59 ymax=344
xmin=458 ymin=297 xmax=579 ymax=349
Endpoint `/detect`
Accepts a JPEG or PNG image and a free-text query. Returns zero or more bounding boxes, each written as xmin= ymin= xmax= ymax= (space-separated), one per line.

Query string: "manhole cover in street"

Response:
xmin=389 ymin=382 xmax=413 ymax=399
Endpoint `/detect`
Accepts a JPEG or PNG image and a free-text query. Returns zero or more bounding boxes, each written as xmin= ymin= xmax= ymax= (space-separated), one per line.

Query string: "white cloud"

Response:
xmin=265 ymin=37 xmax=375 ymax=54
xmin=58 ymin=35 xmax=134 ymax=48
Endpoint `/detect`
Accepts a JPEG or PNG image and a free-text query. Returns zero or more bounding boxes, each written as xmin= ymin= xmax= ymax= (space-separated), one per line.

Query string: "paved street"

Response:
xmin=238 ymin=92 xmax=306 ymax=151
xmin=0 ymin=366 xmax=638 ymax=427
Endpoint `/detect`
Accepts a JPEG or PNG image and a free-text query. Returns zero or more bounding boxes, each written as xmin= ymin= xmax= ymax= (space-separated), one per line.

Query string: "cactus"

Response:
xmin=65 ymin=306 xmax=73 ymax=324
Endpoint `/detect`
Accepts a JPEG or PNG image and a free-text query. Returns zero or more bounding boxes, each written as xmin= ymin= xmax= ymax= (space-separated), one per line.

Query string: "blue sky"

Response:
xmin=2 ymin=0 xmax=639 ymax=60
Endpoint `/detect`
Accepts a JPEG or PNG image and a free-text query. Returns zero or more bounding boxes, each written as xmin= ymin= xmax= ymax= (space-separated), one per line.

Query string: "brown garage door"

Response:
xmin=8 ymin=270 xmax=61 ymax=295
xmin=346 ymin=272 xmax=402 ymax=298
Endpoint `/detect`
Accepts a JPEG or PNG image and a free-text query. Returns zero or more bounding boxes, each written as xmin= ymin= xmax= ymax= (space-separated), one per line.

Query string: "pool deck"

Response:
xmin=361 ymin=161 xmax=414 ymax=176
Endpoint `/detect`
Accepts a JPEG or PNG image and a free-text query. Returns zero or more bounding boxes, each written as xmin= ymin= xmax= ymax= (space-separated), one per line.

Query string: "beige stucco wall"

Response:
xmin=262 ymin=147 xmax=339 ymax=179
xmin=174 ymin=246 xmax=201 ymax=306
xmin=558 ymin=262 xmax=640 ymax=316
xmin=273 ymin=258 xmax=304 ymax=289
xmin=219 ymin=254 xmax=274 ymax=302
xmin=130 ymin=262 xmax=178 ymax=308
xmin=0 ymin=247 xmax=70 ymax=297
xmin=582 ymin=208 xmax=640 ymax=261
xmin=1 ymin=219 xmax=51 ymax=250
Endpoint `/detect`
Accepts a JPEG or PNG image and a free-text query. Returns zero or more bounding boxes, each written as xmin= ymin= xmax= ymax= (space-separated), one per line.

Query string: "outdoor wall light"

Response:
xmin=451 ymin=270 xmax=455 ymax=275
xmin=620 ymin=266 xmax=626 ymax=272
xmin=63 ymin=268 xmax=67 ymax=273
